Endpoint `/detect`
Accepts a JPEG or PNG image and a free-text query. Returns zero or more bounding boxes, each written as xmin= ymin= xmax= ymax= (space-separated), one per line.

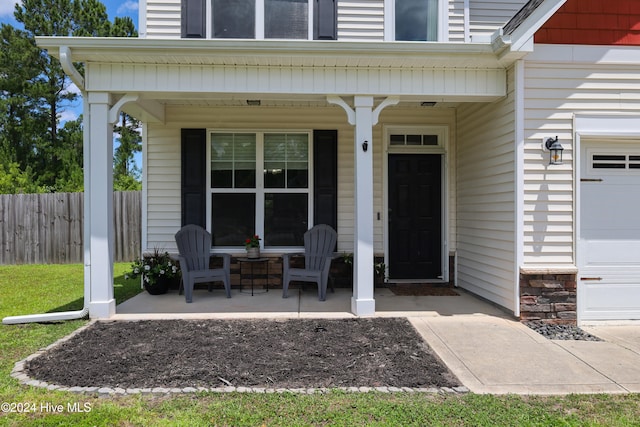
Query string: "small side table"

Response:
xmin=237 ymin=257 xmax=269 ymax=296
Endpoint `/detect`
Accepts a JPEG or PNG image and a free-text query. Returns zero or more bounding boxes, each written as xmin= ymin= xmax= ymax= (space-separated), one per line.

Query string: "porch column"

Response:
xmin=86 ymin=92 xmax=115 ymax=318
xmin=352 ymin=96 xmax=375 ymax=316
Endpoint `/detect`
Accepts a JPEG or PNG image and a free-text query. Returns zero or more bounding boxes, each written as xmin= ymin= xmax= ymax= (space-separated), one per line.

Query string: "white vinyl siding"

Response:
xmin=145 ymin=126 xmax=182 ymax=251
xmin=447 ymin=0 xmax=467 ymax=42
xmin=522 ymin=45 xmax=640 ymax=268
xmin=468 ymin=0 xmax=527 ymax=41
xmin=143 ymin=0 xmax=181 ymax=39
xmin=455 ymin=65 xmax=517 ymax=312
xmin=144 ymin=104 xmax=456 ymax=254
xmin=337 ymin=0 xmax=385 ymax=41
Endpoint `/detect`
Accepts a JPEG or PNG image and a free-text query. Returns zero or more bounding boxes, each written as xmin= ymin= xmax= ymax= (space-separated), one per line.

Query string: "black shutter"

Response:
xmin=313 ymin=130 xmax=338 ymax=231
xmin=181 ymin=129 xmax=206 ymax=227
xmin=181 ymin=0 xmax=206 ymax=38
xmin=314 ymin=0 xmax=337 ymax=40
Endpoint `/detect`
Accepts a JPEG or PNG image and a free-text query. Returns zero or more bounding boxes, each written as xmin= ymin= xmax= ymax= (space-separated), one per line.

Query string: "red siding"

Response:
xmin=535 ymin=0 xmax=640 ymax=45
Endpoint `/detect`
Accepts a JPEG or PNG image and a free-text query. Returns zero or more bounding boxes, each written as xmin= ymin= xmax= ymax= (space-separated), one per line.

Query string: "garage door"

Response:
xmin=579 ymin=140 xmax=640 ymax=321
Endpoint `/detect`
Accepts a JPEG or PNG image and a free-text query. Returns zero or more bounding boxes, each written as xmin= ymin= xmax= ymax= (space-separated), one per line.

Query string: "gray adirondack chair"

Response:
xmin=175 ymin=224 xmax=231 ymax=303
xmin=282 ymin=224 xmax=337 ymax=301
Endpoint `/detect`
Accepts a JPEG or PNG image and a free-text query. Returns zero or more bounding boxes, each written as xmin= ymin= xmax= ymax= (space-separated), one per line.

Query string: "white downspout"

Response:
xmin=3 ymin=46 xmax=89 ymax=325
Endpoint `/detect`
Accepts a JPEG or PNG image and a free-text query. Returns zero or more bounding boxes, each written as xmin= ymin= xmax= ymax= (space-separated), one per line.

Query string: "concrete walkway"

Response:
xmin=115 ymin=287 xmax=640 ymax=395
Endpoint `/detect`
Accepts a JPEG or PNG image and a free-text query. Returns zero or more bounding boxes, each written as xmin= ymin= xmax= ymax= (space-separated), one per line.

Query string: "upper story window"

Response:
xmin=387 ymin=0 xmax=439 ymax=41
xmin=182 ymin=0 xmax=336 ymax=40
xmin=212 ymin=0 xmax=256 ymax=38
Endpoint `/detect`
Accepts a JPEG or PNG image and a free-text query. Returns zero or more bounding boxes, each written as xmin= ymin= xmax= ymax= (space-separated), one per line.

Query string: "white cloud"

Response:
xmin=62 ymin=82 xmax=82 ymax=97
xmin=117 ymin=0 xmax=138 ymax=15
xmin=58 ymin=109 xmax=79 ymax=125
xmin=0 ymin=0 xmax=21 ymax=17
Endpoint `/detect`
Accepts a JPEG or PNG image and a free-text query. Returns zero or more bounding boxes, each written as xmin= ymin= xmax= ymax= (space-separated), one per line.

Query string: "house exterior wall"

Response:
xmin=337 ymin=0 xmax=384 ymax=41
xmin=535 ymin=0 xmax=640 ymax=46
xmin=522 ymin=45 xmax=640 ymax=268
xmin=469 ymin=0 xmax=527 ymax=41
xmin=455 ymin=65 xmax=517 ymax=312
xmin=519 ymin=44 xmax=640 ymax=323
xmin=141 ymin=0 xmax=525 ymax=41
xmin=144 ymin=105 xmax=457 ymax=257
xmin=143 ymin=0 xmax=181 ymax=38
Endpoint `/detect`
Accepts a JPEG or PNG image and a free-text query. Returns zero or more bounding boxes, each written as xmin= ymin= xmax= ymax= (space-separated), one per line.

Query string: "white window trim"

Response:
xmin=206 ymin=0 xmax=314 ymax=40
xmin=384 ymin=0 xmax=447 ymax=42
xmin=206 ymin=129 xmax=314 ymax=254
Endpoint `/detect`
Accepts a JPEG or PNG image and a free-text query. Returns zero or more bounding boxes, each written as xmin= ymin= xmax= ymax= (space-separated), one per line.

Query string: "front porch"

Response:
xmin=113 ymin=286 xmax=509 ymax=320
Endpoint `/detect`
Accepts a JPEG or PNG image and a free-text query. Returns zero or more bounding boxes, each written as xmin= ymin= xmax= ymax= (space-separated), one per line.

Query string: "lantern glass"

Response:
xmin=545 ymin=137 xmax=564 ymax=165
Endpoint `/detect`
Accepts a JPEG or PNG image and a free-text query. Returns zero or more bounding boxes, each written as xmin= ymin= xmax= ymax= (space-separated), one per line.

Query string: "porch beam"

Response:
xmin=109 ymin=94 xmax=166 ymax=124
xmin=87 ymin=91 xmax=116 ymax=318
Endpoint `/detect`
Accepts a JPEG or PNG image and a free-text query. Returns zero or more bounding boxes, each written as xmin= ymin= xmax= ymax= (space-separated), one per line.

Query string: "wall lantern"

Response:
xmin=543 ymin=136 xmax=563 ymax=165
xmin=362 ymin=140 xmax=369 ymax=152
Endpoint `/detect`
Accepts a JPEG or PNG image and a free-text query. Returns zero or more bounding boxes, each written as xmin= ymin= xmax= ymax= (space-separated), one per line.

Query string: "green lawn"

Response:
xmin=1 ymin=264 xmax=639 ymax=426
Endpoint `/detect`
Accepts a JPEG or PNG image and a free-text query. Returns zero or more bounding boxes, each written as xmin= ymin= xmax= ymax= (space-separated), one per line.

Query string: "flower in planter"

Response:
xmin=245 ymin=234 xmax=261 ymax=249
xmin=126 ymin=249 xmax=179 ymax=286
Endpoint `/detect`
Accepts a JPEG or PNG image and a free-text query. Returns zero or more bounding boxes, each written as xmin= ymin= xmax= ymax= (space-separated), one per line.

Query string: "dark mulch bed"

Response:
xmin=387 ymin=284 xmax=459 ymax=296
xmin=26 ymin=318 xmax=460 ymax=390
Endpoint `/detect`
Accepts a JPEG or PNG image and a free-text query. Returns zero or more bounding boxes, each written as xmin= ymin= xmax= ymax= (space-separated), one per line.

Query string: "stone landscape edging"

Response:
xmin=11 ymin=320 xmax=469 ymax=396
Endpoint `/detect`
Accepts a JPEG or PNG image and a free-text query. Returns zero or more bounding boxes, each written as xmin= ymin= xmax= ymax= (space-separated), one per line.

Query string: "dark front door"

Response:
xmin=388 ymin=154 xmax=442 ymax=279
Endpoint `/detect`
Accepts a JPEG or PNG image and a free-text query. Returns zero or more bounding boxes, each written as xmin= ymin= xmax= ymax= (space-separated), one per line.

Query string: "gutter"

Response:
xmin=3 ymin=46 xmax=89 ymax=325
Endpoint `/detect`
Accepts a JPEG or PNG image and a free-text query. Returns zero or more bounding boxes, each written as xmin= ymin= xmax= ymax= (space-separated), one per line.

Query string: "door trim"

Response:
xmin=382 ymin=125 xmax=449 ymax=282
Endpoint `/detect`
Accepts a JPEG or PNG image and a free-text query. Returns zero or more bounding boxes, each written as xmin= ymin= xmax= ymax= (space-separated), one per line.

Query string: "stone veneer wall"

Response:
xmin=519 ymin=268 xmax=578 ymax=325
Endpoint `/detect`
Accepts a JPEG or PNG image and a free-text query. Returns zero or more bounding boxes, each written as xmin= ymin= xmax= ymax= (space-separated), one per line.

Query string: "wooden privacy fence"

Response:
xmin=0 ymin=191 xmax=141 ymax=264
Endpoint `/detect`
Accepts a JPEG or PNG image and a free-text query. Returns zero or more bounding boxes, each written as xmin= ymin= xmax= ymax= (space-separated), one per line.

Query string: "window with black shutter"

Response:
xmin=181 ymin=0 xmax=334 ymax=40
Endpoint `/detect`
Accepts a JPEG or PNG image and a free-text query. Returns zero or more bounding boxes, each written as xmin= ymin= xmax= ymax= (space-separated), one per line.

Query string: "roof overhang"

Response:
xmin=37 ymin=37 xmax=508 ymax=70
xmin=492 ymin=0 xmax=567 ymax=61
xmin=37 ymin=37 xmax=517 ymax=115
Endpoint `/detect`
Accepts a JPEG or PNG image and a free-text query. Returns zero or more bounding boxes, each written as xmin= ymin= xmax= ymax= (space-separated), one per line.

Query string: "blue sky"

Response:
xmin=1 ymin=0 xmax=142 ymax=168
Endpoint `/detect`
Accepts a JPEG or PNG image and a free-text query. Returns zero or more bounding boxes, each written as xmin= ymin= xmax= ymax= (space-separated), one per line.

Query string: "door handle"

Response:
xmin=580 ymin=277 xmax=603 ymax=281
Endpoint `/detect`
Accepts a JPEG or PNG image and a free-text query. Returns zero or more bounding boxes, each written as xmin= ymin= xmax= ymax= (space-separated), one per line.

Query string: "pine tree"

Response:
xmin=0 ymin=0 xmax=139 ymax=193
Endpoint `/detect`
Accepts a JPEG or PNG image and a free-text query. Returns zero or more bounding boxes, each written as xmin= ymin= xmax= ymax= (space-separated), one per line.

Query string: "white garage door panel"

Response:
xmin=582 ymin=240 xmax=640 ymax=265
xmin=583 ymin=282 xmax=640 ymax=320
xmin=579 ymin=140 xmax=640 ymax=322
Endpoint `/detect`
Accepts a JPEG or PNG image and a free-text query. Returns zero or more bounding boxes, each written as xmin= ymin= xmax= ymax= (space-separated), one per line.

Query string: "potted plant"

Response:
xmin=245 ymin=234 xmax=261 ymax=258
xmin=126 ymin=249 xmax=179 ymax=295
xmin=374 ymin=260 xmax=387 ymax=287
